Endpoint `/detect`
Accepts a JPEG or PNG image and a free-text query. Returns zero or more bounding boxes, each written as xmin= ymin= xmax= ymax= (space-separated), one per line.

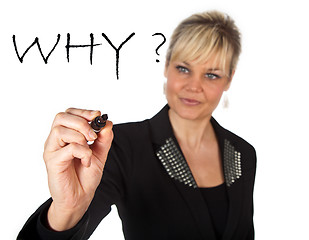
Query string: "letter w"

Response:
xmin=12 ymin=34 xmax=61 ymax=63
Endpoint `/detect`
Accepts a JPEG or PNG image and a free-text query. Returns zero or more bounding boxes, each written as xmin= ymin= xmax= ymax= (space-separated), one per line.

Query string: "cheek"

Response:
xmin=166 ymin=74 xmax=183 ymax=96
xmin=165 ymin=81 xmax=176 ymax=102
xmin=203 ymin=84 xmax=226 ymax=102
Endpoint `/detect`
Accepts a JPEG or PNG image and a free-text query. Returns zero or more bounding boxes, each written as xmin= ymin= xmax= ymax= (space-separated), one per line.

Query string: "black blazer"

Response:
xmin=18 ymin=105 xmax=257 ymax=240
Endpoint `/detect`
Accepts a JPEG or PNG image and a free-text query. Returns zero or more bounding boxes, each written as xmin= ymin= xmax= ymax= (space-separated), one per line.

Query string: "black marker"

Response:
xmin=90 ymin=114 xmax=108 ymax=133
xmin=88 ymin=114 xmax=108 ymax=145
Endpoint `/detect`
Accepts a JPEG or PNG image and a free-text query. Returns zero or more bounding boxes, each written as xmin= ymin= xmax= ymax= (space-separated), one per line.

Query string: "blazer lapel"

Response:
xmin=148 ymin=105 xmax=217 ymax=240
xmin=211 ymin=118 xmax=244 ymax=240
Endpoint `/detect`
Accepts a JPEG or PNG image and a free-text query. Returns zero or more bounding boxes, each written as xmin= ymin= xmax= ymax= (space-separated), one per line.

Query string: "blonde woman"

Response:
xmin=18 ymin=10 xmax=256 ymax=240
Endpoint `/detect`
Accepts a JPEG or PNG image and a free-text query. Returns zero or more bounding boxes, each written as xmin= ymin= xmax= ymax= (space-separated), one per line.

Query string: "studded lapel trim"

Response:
xmin=223 ymin=139 xmax=242 ymax=187
xmin=149 ymin=104 xmax=244 ymax=189
xmin=156 ymin=137 xmax=198 ymax=188
xmin=155 ymin=135 xmax=243 ymax=189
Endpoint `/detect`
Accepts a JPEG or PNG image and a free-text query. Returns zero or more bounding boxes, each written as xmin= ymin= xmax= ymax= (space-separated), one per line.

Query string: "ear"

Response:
xmin=224 ymin=70 xmax=235 ymax=91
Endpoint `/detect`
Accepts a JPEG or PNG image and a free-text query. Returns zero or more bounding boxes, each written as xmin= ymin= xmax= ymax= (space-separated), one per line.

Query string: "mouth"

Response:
xmin=180 ymin=98 xmax=201 ymax=106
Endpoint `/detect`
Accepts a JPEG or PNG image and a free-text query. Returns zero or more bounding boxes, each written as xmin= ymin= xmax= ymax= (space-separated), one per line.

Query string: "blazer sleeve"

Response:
xmin=17 ymin=125 xmax=132 ymax=240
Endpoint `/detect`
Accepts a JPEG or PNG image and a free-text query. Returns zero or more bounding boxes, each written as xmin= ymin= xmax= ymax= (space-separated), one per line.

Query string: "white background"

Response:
xmin=1 ymin=0 xmax=308 ymax=239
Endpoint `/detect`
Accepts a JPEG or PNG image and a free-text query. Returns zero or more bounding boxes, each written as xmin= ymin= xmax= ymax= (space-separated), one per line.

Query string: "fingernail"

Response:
xmin=89 ymin=130 xmax=97 ymax=140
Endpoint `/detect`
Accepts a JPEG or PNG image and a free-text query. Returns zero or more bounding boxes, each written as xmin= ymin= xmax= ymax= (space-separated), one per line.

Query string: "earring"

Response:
xmin=163 ymin=82 xmax=167 ymax=95
xmin=222 ymin=93 xmax=229 ymax=109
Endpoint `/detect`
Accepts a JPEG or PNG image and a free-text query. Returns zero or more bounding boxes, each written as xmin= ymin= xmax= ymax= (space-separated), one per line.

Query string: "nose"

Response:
xmin=185 ymin=75 xmax=203 ymax=93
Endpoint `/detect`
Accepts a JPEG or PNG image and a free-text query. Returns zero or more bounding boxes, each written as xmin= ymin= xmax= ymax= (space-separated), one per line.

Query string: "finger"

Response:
xmin=96 ymin=120 xmax=113 ymax=142
xmin=45 ymin=125 xmax=89 ymax=152
xmin=65 ymin=108 xmax=101 ymax=121
xmin=91 ymin=121 xmax=114 ymax=164
xmin=45 ymin=143 xmax=93 ymax=169
xmin=52 ymin=112 xmax=98 ymax=142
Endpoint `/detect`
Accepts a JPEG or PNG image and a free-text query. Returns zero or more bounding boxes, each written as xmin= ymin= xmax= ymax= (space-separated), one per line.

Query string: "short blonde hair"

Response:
xmin=166 ymin=10 xmax=241 ymax=76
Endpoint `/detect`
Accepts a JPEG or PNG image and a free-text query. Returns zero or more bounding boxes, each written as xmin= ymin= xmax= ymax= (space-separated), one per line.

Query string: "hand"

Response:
xmin=43 ymin=108 xmax=113 ymax=231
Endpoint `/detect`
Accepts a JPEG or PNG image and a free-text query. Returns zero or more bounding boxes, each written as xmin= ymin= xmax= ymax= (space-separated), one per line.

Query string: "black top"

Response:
xmin=17 ymin=104 xmax=256 ymax=240
xmin=200 ymin=183 xmax=229 ymax=239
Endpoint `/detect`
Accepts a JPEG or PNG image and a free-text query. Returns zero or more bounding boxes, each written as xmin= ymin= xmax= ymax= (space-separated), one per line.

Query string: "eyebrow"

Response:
xmin=207 ymin=68 xmax=224 ymax=72
xmin=182 ymin=62 xmax=224 ymax=72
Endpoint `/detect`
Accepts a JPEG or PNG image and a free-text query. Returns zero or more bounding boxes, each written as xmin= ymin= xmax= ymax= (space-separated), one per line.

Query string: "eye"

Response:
xmin=176 ymin=65 xmax=190 ymax=74
xmin=205 ymin=73 xmax=221 ymax=80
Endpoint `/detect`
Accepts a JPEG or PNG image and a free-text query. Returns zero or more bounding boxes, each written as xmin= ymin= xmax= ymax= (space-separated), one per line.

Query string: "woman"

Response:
xmin=18 ymin=10 xmax=256 ymax=240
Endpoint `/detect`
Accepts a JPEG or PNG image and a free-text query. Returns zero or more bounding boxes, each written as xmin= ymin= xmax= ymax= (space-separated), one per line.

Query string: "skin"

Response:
xmin=164 ymin=56 xmax=234 ymax=187
xmin=45 ymin=108 xmax=113 ymax=231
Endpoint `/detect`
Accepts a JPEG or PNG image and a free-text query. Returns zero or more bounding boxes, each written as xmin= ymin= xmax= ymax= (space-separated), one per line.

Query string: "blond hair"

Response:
xmin=166 ymin=10 xmax=241 ymax=76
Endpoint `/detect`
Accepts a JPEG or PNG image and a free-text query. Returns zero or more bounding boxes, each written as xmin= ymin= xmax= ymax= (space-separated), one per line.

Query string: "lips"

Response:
xmin=180 ymin=98 xmax=201 ymax=106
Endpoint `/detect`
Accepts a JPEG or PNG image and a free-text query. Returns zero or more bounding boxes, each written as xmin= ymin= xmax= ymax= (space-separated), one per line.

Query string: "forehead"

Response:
xmin=173 ymin=52 xmax=231 ymax=73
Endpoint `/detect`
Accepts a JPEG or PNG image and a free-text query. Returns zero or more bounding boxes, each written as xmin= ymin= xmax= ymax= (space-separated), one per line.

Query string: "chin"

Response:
xmin=171 ymin=103 xmax=211 ymax=121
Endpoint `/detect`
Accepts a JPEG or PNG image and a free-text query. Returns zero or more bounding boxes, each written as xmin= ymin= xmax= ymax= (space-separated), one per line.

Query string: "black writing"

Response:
xmin=12 ymin=34 xmax=61 ymax=64
xmin=65 ymin=33 xmax=102 ymax=65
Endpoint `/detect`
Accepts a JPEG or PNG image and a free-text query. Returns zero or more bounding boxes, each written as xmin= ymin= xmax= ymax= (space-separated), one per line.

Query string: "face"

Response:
xmin=164 ymin=56 xmax=234 ymax=122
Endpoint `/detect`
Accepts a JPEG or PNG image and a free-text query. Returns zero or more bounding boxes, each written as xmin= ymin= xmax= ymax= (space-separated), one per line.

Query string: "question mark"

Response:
xmin=152 ymin=33 xmax=166 ymax=63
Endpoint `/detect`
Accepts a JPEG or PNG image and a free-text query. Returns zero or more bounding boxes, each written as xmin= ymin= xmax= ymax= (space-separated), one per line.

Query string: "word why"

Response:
xmin=13 ymin=33 xmax=165 ymax=79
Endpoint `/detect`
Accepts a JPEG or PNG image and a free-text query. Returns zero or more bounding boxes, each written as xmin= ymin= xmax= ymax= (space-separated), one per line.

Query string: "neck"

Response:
xmin=168 ymin=109 xmax=215 ymax=150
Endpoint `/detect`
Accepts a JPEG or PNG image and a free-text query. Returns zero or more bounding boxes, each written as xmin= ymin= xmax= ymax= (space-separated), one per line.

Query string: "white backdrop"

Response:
xmin=1 ymin=0 xmax=308 ymax=239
